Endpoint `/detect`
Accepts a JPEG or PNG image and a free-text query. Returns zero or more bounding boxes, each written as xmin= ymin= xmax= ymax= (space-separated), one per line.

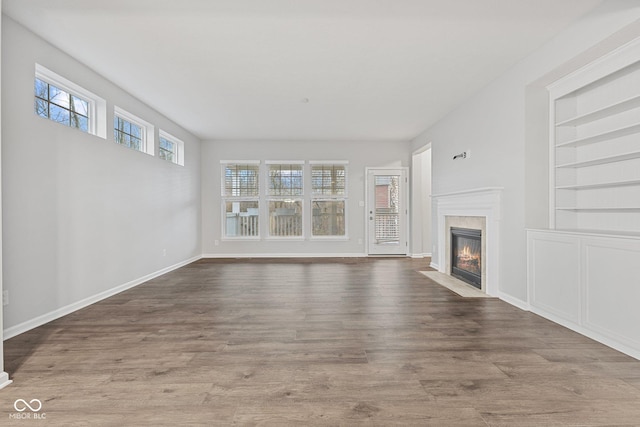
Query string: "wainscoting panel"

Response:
xmin=584 ymin=239 xmax=640 ymax=351
xmin=528 ymin=233 xmax=580 ymax=323
xmin=527 ymin=229 xmax=640 ymax=360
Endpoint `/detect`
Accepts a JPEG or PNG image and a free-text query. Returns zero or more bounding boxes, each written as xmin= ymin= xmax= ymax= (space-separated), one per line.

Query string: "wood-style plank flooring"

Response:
xmin=4 ymin=257 xmax=640 ymax=426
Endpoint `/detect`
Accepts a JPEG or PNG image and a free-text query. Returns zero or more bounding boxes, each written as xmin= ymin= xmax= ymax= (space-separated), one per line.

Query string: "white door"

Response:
xmin=367 ymin=168 xmax=408 ymax=255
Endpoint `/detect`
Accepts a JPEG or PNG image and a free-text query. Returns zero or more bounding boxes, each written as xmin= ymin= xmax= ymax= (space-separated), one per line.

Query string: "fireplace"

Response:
xmin=450 ymin=227 xmax=482 ymax=289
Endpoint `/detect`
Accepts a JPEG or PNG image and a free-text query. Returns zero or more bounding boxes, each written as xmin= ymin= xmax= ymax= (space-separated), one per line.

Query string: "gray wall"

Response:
xmin=411 ymin=1 xmax=640 ymax=304
xmin=1 ymin=16 xmax=202 ymax=332
xmin=201 ymin=139 xmax=410 ymax=256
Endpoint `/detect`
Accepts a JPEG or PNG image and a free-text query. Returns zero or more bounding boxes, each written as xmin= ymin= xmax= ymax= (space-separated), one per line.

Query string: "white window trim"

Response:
xmin=266 ymin=161 xmax=305 ymax=239
xmin=159 ymin=130 xmax=185 ymax=166
xmin=35 ymin=63 xmax=107 ymax=139
xmin=221 ymin=161 xmax=261 ymax=240
xmin=310 ymin=161 xmax=349 ymax=239
xmin=114 ymin=106 xmax=155 ymax=156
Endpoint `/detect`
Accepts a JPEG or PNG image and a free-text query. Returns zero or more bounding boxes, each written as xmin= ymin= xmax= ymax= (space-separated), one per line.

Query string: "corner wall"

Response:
xmin=411 ymin=1 xmax=640 ymax=304
xmin=1 ymin=16 xmax=202 ymax=336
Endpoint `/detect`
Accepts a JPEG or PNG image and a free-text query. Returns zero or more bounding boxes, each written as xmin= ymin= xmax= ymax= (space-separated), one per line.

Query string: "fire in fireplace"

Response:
xmin=450 ymin=227 xmax=481 ymax=289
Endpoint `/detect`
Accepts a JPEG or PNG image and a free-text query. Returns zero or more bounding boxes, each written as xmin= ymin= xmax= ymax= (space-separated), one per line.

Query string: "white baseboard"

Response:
xmin=429 ymin=261 xmax=440 ymax=270
xmin=410 ymin=253 xmax=432 ymax=259
xmin=3 ymin=255 xmax=202 ymax=340
xmin=530 ymin=305 xmax=640 ymax=361
xmin=202 ymin=253 xmax=367 ymax=258
xmin=498 ymin=291 xmax=530 ymax=311
xmin=0 ymin=372 xmax=12 ymax=389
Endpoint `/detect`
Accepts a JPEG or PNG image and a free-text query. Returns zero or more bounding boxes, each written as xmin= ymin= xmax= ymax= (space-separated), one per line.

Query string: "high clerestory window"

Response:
xmin=113 ymin=107 xmax=155 ymax=157
xmin=34 ymin=64 xmax=106 ymax=138
xmin=159 ymin=131 xmax=185 ymax=166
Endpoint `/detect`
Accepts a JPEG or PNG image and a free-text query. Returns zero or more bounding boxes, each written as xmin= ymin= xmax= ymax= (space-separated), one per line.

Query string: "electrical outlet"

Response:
xmin=214 ymin=240 xmax=220 ymax=246
xmin=358 ymin=238 xmax=363 ymax=245
xmin=162 ymin=248 xmax=167 ymax=256
xmin=2 ymin=290 xmax=8 ymax=306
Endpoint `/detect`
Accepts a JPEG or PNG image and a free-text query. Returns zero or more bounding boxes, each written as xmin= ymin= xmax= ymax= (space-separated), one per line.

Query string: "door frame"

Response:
xmin=365 ymin=167 xmax=409 ymax=255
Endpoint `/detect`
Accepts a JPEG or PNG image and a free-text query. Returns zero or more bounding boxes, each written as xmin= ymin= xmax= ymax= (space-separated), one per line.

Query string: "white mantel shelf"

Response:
xmin=431 ymin=187 xmax=505 ymax=198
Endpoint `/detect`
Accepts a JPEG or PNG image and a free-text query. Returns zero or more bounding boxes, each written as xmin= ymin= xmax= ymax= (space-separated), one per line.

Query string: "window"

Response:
xmin=159 ymin=131 xmax=185 ymax=166
xmin=311 ymin=162 xmax=348 ymax=237
xmin=35 ymin=78 xmax=89 ymax=131
xmin=221 ymin=162 xmax=260 ymax=238
xmin=34 ymin=64 xmax=106 ymax=138
xmin=267 ymin=162 xmax=304 ymax=237
xmin=113 ymin=107 xmax=154 ymax=155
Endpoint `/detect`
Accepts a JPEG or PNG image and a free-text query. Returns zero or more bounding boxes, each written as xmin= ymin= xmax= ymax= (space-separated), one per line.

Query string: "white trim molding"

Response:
xmin=432 ymin=187 xmax=503 ymax=297
xmin=3 ymin=256 xmax=201 ymax=340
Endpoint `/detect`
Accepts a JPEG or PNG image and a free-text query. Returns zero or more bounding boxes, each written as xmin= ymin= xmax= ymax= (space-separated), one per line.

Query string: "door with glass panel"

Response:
xmin=367 ymin=168 xmax=408 ymax=255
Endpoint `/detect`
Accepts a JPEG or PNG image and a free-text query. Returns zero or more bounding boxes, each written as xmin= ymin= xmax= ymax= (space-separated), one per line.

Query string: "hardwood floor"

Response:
xmin=4 ymin=257 xmax=640 ymax=426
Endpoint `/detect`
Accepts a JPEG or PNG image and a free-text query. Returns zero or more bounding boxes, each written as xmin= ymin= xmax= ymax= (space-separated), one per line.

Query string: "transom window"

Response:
xmin=35 ymin=77 xmax=89 ymax=132
xmin=113 ymin=107 xmax=154 ymax=155
xmin=114 ymin=116 xmax=143 ymax=151
xmin=159 ymin=131 xmax=185 ymax=166
xmin=34 ymin=64 xmax=106 ymax=138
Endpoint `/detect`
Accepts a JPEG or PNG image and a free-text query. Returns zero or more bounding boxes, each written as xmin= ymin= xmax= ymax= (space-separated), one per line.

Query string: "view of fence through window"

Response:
xmin=311 ymin=164 xmax=346 ymax=236
xmin=374 ymin=175 xmax=400 ymax=243
xmin=222 ymin=162 xmax=347 ymax=239
xmin=223 ymin=164 xmax=260 ymax=237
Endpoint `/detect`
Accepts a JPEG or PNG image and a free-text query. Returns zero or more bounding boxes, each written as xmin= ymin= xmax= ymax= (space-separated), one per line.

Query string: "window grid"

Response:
xmin=35 ymin=78 xmax=89 ymax=132
xmin=159 ymin=131 xmax=184 ymax=166
xmin=159 ymin=137 xmax=176 ymax=163
xmin=114 ymin=116 xmax=143 ymax=151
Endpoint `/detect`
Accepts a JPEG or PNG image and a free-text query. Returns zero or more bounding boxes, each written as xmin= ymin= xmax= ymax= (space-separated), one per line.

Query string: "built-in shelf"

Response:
xmin=556 ymin=179 xmax=640 ymax=190
xmin=555 ymin=94 xmax=640 ymax=127
xmin=555 ymin=122 xmax=640 ymax=148
xmin=551 ymin=43 xmax=640 ymax=234
xmin=556 ymin=150 xmax=640 ymax=168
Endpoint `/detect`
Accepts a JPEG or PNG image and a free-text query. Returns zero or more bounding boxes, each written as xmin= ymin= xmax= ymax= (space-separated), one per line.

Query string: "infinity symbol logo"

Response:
xmin=14 ymin=399 xmax=43 ymax=412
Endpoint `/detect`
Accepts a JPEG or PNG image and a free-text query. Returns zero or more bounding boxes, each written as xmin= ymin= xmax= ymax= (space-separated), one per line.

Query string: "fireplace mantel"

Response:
xmin=432 ymin=187 xmax=503 ymax=297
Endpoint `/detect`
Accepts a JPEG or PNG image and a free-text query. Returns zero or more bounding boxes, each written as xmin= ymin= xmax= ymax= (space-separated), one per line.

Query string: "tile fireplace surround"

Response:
xmin=431 ymin=188 xmax=502 ymax=297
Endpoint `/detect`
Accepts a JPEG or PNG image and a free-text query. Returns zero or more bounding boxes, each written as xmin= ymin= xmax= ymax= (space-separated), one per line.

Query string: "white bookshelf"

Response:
xmin=549 ymin=39 xmax=640 ymax=234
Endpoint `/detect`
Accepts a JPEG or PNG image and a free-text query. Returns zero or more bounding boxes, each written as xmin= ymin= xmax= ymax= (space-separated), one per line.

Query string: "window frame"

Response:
xmin=35 ymin=63 xmax=107 ymax=138
xmin=159 ymin=130 xmax=185 ymax=166
xmin=113 ymin=106 xmax=155 ymax=156
xmin=220 ymin=161 xmax=261 ymax=240
xmin=310 ymin=161 xmax=349 ymax=239
xmin=265 ymin=161 xmax=305 ymax=239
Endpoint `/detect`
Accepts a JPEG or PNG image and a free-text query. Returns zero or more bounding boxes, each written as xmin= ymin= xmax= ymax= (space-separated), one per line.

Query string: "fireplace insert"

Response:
xmin=450 ymin=227 xmax=481 ymax=289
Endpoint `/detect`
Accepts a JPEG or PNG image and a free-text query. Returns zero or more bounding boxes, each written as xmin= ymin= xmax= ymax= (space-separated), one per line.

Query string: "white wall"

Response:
xmin=410 ymin=147 xmax=431 ymax=257
xmin=201 ymin=139 xmax=410 ymax=256
xmin=411 ymin=1 xmax=640 ymax=303
xmin=0 ymin=0 xmax=11 ymax=389
xmin=1 ymin=16 xmax=202 ymax=334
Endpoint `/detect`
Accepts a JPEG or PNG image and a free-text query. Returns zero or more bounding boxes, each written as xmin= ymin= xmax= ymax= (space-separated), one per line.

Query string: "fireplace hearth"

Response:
xmin=450 ymin=227 xmax=482 ymax=289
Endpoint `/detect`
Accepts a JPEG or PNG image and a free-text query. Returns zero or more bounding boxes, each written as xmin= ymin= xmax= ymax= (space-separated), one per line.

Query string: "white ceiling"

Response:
xmin=4 ymin=0 xmax=602 ymax=141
